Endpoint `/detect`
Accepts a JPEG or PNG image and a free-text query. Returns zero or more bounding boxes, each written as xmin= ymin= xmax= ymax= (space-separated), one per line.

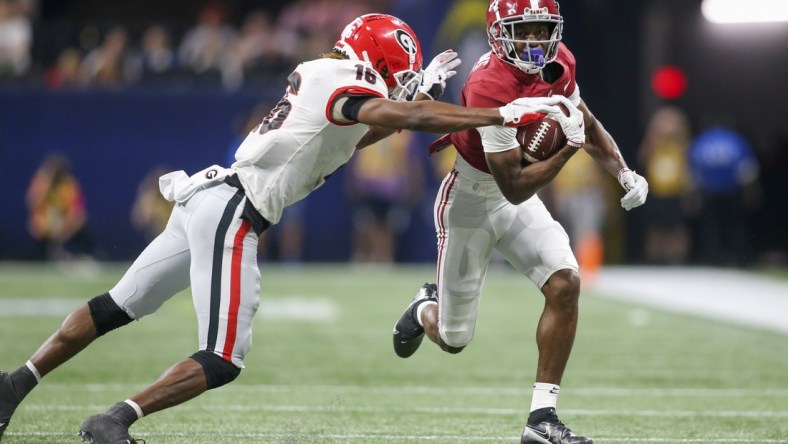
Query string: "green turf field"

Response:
xmin=1 ymin=263 xmax=786 ymax=443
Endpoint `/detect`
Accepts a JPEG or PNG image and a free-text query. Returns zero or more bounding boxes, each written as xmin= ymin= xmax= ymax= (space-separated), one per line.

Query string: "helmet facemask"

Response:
xmin=490 ymin=10 xmax=563 ymax=74
xmin=389 ymin=68 xmax=423 ymax=101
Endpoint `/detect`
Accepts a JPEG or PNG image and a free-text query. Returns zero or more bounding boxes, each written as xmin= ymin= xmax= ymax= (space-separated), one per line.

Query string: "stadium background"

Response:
xmin=0 ymin=0 xmax=786 ymax=264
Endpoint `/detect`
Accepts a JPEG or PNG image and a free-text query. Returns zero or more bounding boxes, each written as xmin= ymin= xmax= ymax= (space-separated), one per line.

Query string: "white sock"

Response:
xmin=25 ymin=360 xmax=42 ymax=382
xmin=530 ymin=382 xmax=559 ymax=412
xmin=415 ymin=301 xmax=437 ymax=327
xmin=124 ymin=399 xmax=144 ymax=418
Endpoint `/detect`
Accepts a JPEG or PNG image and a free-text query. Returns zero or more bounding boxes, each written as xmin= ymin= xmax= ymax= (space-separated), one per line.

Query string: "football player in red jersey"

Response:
xmin=0 ymin=13 xmax=575 ymax=443
xmin=392 ymin=2 xmax=649 ymax=443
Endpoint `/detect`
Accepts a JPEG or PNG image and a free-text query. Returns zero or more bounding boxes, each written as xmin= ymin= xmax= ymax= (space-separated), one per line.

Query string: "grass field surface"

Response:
xmin=0 ymin=262 xmax=786 ymax=443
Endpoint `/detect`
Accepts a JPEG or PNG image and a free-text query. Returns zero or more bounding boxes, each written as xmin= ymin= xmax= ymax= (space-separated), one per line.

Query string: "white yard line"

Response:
xmin=22 ymin=403 xmax=788 ymax=418
xmin=0 ymin=296 xmax=337 ymax=322
xmin=38 ymin=382 xmax=788 ymax=397
xmin=5 ymin=431 xmax=788 ymax=443
xmin=593 ymin=266 xmax=788 ymax=335
xmin=0 ymin=298 xmax=82 ymax=316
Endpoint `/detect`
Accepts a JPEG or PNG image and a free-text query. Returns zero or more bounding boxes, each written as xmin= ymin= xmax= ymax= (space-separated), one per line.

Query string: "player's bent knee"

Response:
xmin=547 ymin=269 xmax=580 ymax=299
xmin=88 ymin=293 xmax=134 ymax=337
xmin=190 ymin=350 xmax=241 ymax=390
xmin=564 ymin=269 xmax=581 ymax=292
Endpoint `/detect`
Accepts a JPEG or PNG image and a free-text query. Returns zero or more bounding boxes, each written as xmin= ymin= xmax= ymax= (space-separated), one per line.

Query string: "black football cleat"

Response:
xmin=79 ymin=414 xmax=143 ymax=444
xmin=0 ymin=370 xmax=21 ymax=441
xmin=521 ymin=408 xmax=593 ymax=444
xmin=393 ymin=283 xmax=437 ymax=358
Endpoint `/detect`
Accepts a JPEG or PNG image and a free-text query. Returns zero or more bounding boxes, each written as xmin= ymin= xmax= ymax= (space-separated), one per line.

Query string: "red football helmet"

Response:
xmin=334 ymin=14 xmax=424 ymax=101
xmin=486 ymin=0 xmax=563 ymax=74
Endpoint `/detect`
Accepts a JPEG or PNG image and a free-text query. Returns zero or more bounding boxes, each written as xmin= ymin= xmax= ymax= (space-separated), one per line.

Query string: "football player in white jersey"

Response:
xmin=0 ymin=13 xmax=582 ymax=443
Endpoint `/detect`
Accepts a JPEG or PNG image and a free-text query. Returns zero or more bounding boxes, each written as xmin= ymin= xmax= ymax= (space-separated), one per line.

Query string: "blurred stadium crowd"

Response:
xmin=2 ymin=0 xmax=785 ymax=268
xmin=0 ymin=0 xmax=391 ymax=91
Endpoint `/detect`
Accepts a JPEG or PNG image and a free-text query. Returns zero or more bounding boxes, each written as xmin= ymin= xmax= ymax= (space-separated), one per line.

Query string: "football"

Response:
xmin=516 ymin=112 xmax=567 ymax=163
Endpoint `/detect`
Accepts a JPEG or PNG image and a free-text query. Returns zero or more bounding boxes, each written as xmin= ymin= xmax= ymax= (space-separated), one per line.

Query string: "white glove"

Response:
xmin=498 ymin=96 xmax=564 ymax=126
xmin=417 ymin=50 xmax=461 ymax=101
xmin=549 ymin=97 xmax=586 ymax=147
xmin=618 ymin=168 xmax=649 ymax=211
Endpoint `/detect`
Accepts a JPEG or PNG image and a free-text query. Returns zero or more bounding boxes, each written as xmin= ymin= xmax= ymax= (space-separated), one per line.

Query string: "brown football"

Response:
xmin=516 ymin=113 xmax=567 ymax=163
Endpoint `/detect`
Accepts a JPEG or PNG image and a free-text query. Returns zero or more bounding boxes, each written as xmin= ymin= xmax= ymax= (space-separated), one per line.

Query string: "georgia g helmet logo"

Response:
xmin=394 ymin=29 xmax=418 ymax=56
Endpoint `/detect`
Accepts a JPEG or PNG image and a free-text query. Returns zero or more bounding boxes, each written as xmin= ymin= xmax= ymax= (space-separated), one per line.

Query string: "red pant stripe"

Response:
xmin=435 ymin=170 xmax=458 ymax=290
xmin=222 ymin=218 xmax=252 ymax=361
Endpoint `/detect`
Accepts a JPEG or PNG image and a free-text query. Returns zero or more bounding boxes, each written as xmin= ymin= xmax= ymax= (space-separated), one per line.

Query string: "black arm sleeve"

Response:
xmin=341 ymin=95 xmax=376 ymax=122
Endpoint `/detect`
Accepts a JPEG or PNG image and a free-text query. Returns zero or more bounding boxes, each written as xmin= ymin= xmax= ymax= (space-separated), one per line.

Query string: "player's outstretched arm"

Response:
xmin=355 ymin=92 xmax=437 ymax=150
xmin=355 ymin=50 xmax=463 ymax=150
xmin=356 ymin=96 xmax=563 ymax=138
xmin=356 ymin=98 xmax=502 ymax=134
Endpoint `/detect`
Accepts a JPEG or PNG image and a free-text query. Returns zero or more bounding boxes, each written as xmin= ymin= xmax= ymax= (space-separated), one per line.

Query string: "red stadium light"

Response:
xmin=651 ymin=65 xmax=688 ymax=100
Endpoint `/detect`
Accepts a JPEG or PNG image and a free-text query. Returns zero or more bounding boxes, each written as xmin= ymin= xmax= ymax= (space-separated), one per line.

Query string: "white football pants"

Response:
xmin=433 ymin=156 xmax=578 ymax=348
xmin=109 ymin=181 xmax=260 ymax=368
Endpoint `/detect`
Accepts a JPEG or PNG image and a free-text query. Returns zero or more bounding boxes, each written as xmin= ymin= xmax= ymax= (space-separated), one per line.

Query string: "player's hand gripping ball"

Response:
xmin=516 ymin=104 xmax=568 ymax=163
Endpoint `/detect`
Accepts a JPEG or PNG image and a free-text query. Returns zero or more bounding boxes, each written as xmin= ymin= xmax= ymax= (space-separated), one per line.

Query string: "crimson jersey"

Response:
xmin=450 ymin=43 xmax=579 ymax=173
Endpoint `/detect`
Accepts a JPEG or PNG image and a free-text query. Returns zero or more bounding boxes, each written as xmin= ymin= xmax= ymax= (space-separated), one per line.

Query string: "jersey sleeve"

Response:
xmin=568 ymin=83 xmax=580 ymax=106
xmin=340 ymin=95 xmax=375 ymax=121
xmin=326 ymin=60 xmax=387 ymax=125
xmin=479 ymin=126 xmax=518 ymax=153
xmin=556 ymin=43 xmax=581 ymax=106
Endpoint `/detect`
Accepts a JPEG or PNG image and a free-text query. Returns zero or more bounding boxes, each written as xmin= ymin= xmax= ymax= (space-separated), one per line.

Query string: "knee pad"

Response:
xmin=439 ymin=333 xmax=466 ymax=354
xmin=190 ymin=350 xmax=241 ymax=390
xmin=88 ymin=293 xmax=133 ymax=337
xmin=439 ymin=328 xmax=471 ymax=353
xmin=443 ymin=345 xmax=465 ymax=354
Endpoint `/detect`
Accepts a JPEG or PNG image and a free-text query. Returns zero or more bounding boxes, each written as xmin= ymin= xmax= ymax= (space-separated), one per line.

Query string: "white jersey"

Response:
xmin=113 ymin=58 xmax=387 ymax=373
xmin=231 ymin=58 xmax=388 ymax=224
